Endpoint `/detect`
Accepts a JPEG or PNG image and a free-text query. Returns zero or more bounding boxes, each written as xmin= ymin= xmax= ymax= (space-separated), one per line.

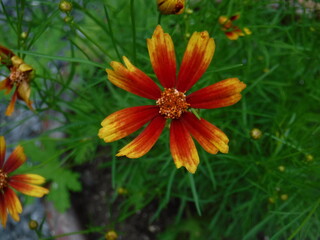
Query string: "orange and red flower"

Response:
xmin=157 ymin=0 xmax=185 ymax=15
xmin=0 ymin=45 xmax=34 ymax=116
xmin=219 ymin=14 xmax=251 ymax=40
xmin=0 ymin=136 xmax=49 ymax=228
xmin=98 ymin=25 xmax=246 ymax=173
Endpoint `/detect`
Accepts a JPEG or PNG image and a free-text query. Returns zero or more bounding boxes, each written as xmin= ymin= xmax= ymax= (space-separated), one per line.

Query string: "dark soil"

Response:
xmin=71 ymin=154 xmax=178 ymax=240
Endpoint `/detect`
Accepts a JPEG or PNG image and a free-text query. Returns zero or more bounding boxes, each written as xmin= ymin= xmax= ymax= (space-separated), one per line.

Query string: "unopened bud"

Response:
xmin=29 ymin=220 xmax=38 ymax=230
xmin=250 ymin=128 xmax=262 ymax=139
xmin=59 ymin=1 xmax=72 ymax=12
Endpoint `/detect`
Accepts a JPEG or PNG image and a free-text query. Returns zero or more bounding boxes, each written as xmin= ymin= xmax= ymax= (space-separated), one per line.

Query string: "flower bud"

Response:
xmin=250 ymin=128 xmax=262 ymax=140
xmin=105 ymin=230 xmax=118 ymax=240
xmin=29 ymin=220 xmax=38 ymax=230
xmin=157 ymin=0 xmax=185 ymax=15
xmin=280 ymin=194 xmax=288 ymax=201
xmin=59 ymin=1 xmax=72 ymax=12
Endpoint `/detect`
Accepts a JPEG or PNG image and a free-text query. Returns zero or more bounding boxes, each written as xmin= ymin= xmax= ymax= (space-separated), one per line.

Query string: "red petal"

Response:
xmin=3 ymin=145 xmax=26 ymax=173
xmin=116 ymin=116 xmax=166 ymax=158
xmin=5 ymin=89 xmax=18 ymax=116
xmin=0 ymin=192 xmax=8 ymax=227
xmin=180 ymin=112 xmax=229 ymax=154
xmin=176 ymin=31 xmax=215 ymax=92
xmin=170 ymin=119 xmax=199 ymax=173
xmin=0 ymin=45 xmax=15 ymax=68
xmin=0 ymin=77 xmax=13 ymax=94
xmin=147 ymin=25 xmax=177 ymax=88
xmin=98 ymin=105 xmax=160 ymax=142
xmin=187 ymin=78 xmax=246 ymax=109
xmin=10 ymin=174 xmax=46 ymax=185
xmin=107 ymin=56 xmax=161 ymax=100
xmin=9 ymin=181 xmax=49 ymax=197
xmin=0 ymin=136 xmax=5 ymax=168
xmin=4 ymin=187 xmax=22 ymax=222
xmin=225 ymin=31 xmax=239 ymax=40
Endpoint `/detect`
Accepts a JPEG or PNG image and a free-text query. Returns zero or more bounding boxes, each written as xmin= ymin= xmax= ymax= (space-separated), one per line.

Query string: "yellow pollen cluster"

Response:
xmin=0 ymin=169 xmax=8 ymax=190
xmin=156 ymin=88 xmax=189 ymax=119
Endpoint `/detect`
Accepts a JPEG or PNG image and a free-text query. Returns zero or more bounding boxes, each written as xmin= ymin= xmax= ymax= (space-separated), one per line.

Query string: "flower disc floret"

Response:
xmin=156 ymin=88 xmax=190 ymax=119
xmin=0 ymin=169 xmax=8 ymax=190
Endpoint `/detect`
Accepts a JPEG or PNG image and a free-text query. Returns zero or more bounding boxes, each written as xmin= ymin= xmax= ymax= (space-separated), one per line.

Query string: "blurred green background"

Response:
xmin=1 ymin=0 xmax=320 ymax=239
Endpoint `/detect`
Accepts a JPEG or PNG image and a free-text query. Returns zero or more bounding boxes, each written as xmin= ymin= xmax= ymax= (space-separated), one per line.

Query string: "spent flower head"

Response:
xmin=0 ymin=45 xmax=34 ymax=116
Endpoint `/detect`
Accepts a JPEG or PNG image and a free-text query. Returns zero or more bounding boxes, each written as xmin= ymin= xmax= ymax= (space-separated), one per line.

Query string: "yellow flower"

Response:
xmin=0 ymin=136 xmax=49 ymax=227
xmin=157 ymin=0 xmax=185 ymax=15
xmin=0 ymin=45 xmax=34 ymax=116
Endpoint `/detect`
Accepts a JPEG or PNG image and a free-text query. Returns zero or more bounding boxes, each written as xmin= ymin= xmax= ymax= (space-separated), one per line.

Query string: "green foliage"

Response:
xmin=1 ymin=0 xmax=320 ymax=239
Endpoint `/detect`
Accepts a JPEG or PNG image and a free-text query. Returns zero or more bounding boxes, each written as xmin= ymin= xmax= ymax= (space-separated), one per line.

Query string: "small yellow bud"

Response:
xmin=64 ymin=16 xmax=74 ymax=23
xmin=278 ymin=165 xmax=285 ymax=172
xmin=185 ymin=8 xmax=193 ymax=14
xmin=268 ymin=197 xmax=275 ymax=204
xmin=185 ymin=33 xmax=191 ymax=39
xmin=29 ymin=220 xmax=38 ymax=230
xmin=310 ymin=27 xmax=315 ymax=32
xmin=59 ymin=1 xmax=72 ymax=12
xmin=105 ymin=230 xmax=118 ymax=240
xmin=305 ymin=154 xmax=314 ymax=162
xmin=21 ymin=32 xmax=28 ymax=39
xmin=117 ymin=187 xmax=128 ymax=195
xmin=263 ymin=68 xmax=270 ymax=73
xmin=250 ymin=128 xmax=262 ymax=140
xmin=280 ymin=194 xmax=288 ymax=201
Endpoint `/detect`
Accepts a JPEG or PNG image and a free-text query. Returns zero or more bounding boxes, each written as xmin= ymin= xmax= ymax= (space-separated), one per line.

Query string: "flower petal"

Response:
xmin=5 ymin=89 xmax=18 ymax=116
xmin=10 ymin=174 xmax=46 ymax=185
xmin=147 ymin=25 xmax=177 ymax=88
xmin=0 ymin=77 xmax=13 ymax=94
xmin=187 ymin=78 xmax=246 ymax=109
xmin=0 ymin=136 xmax=5 ymax=168
xmin=4 ymin=187 xmax=22 ymax=222
xmin=116 ymin=116 xmax=166 ymax=158
xmin=3 ymin=145 xmax=26 ymax=174
xmin=0 ymin=45 xmax=15 ymax=68
xmin=9 ymin=181 xmax=49 ymax=197
xmin=98 ymin=106 xmax=159 ymax=142
xmin=0 ymin=193 xmax=8 ymax=227
xmin=170 ymin=119 xmax=199 ymax=174
xmin=225 ymin=31 xmax=239 ymax=40
xmin=180 ymin=112 xmax=229 ymax=154
xmin=176 ymin=31 xmax=215 ymax=92
xmin=17 ymin=81 xmax=33 ymax=110
xmin=107 ymin=56 xmax=161 ymax=100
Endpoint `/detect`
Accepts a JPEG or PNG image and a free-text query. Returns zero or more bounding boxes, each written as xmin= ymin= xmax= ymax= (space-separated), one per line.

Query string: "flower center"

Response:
xmin=9 ymin=67 xmax=28 ymax=86
xmin=156 ymin=88 xmax=190 ymax=119
xmin=0 ymin=169 xmax=8 ymax=190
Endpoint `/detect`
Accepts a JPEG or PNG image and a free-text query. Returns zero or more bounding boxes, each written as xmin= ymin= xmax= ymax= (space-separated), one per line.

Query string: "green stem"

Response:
xmin=72 ymin=22 xmax=113 ymax=61
xmin=158 ymin=13 xmax=162 ymax=25
xmin=104 ymin=5 xmax=122 ymax=62
xmin=130 ymin=0 xmax=136 ymax=63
